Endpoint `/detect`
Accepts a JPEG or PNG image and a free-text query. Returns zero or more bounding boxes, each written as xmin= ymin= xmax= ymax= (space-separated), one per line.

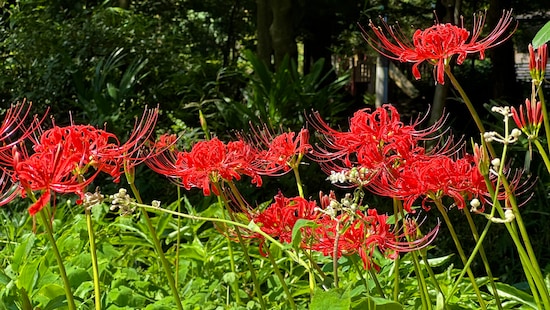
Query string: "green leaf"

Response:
xmin=12 ymin=234 xmax=35 ymax=271
xmin=310 ymin=287 xmax=351 ymax=310
xmin=291 ymin=219 xmax=318 ymax=250
xmin=367 ymin=296 xmax=404 ymax=310
xmin=37 ymin=283 xmax=65 ymax=300
xmin=17 ymin=258 xmax=39 ymax=293
xmin=490 ymin=282 xmax=537 ymax=309
xmin=533 ymin=21 xmax=550 ymax=49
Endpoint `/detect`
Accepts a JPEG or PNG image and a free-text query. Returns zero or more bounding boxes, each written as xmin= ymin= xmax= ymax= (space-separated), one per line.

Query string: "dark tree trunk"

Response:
xmin=269 ymin=0 xmax=297 ymax=67
xmin=430 ymin=0 xmax=459 ymax=126
xmin=256 ymin=0 xmax=273 ymax=65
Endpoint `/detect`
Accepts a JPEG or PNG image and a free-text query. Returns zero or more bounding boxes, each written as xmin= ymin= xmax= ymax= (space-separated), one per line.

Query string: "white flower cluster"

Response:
xmin=109 ymin=188 xmax=136 ymax=215
xmin=327 ymin=167 xmax=372 ymax=186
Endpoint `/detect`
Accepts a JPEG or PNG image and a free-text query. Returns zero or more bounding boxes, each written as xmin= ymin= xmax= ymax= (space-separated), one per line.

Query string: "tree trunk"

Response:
xmin=118 ymin=0 xmax=130 ymax=9
xmin=256 ymin=0 xmax=273 ymax=65
xmin=430 ymin=0 xmax=459 ymax=126
xmin=269 ymin=0 xmax=297 ymax=67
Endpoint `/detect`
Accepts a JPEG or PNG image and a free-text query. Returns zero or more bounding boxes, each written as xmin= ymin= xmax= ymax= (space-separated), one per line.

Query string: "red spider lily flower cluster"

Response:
xmin=511 ymin=99 xmax=543 ymax=139
xmin=310 ymin=104 xmax=492 ymax=212
xmin=148 ymin=128 xmax=311 ymax=195
xmin=1 ymin=106 xmax=158 ymax=215
xmin=147 ymin=137 xmax=262 ymax=196
xmin=376 ymin=154 xmax=488 ymax=212
xmin=242 ymin=126 xmax=312 ymax=176
xmin=363 ymin=10 xmax=516 ymax=84
xmin=244 ymin=192 xmax=438 ymax=270
xmin=529 ymin=43 xmax=547 ymax=83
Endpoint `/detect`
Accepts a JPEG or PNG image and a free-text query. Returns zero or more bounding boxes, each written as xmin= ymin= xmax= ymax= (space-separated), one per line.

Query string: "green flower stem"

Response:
xmin=332 ymin=220 xmax=341 ymax=288
xmin=533 ymin=139 xmax=550 ymax=172
xmin=501 ymin=179 xmax=550 ymax=307
xmin=392 ymin=255 xmax=400 ymax=301
xmin=38 ymin=209 xmax=76 ymax=310
xmin=391 ymin=199 xmax=401 ymax=302
xmin=349 ymin=255 xmax=370 ymax=295
xmin=434 ymin=199 xmax=487 ymax=310
xmin=368 ymin=268 xmax=385 ymax=299
xmin=536 ymin=85 xmax=550 ymax=152
xmin=419 ymin=251 xmax=449 ymax=310
xmin=85 ymin=208 xmax=101 ymax=310
xmin=215 ymin=194 xmax=241 ymax=305
xmin=410 ymin=251 xmax=431 ymax=310
xmin=447 ymin=218 xmax=492 ymax=299
xmin=266 ymin=250 xmax=297 ymax=310
xmin=129 ymin=183 xmax=184 ymax=310
xmin=175 ymin=187 xmax=181 ymax=291
xmin=462 ymin=208 xmax=502 ymax=309
xmin=480 ymin=173 xmax=547 ymax=309
xmin=445 ymin=67 xmax=496 ymax=157
xmin=292 ymin=155 xmax=305 ymax=198
xmin=218 ymin=182 xmax=267 ymax=310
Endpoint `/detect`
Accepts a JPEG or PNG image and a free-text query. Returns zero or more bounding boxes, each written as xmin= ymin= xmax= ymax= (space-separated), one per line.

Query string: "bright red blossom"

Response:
xmin=309 ymin=105 xmax=445 ymax=184
xmin=12 ymin=125 xmax=113 ymax=214
xmin=511 ymin=99 xmax=543 ymax=138
xmin=364 ymin=10 xmax=516 ymax=84
xmin=528 ymin=43 xmax=547 ymax=82
xmin=147 ymin=137 xmax=262 ymax=196
xmin=373 ymin=154 xmax=488 ymax=212
xmin=246 ymin=127 xmax=312 ymax=176
xmin=246 ymin=192 xmax=438 ymax=270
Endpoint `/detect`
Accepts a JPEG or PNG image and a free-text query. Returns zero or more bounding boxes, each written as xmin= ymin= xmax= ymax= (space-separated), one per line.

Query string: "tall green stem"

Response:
xmin=267 ymin=250 xmax=297 ymax=310
xmin=38 ymin=209 xmax=76 ymax=310
xmin=220 ymin=182 xmax=268 ymax=310
xmin=410 ymin=251 xmax=431 ymax=310
xmin=533 ymin=139 xmax=550 ymax=172
xmin=536 ymin=85 xmax=550 ymax=152
xmin=462 ymin=208 xmax=502 ymax=309
xmin=292 ymin=160 xmax=304 ymax=198
xmin=129 ymin=183 xmax=184 ymax=310
xmin=215 ymin=194 xmax=241 ymax=305
xmin=85 ymin=208 xmax=101 ymax=310
xmin=433 ymin=200 xmax=487 ymax=310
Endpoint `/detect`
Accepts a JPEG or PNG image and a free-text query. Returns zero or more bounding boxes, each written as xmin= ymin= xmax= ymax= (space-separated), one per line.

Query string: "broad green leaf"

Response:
xmin=37 ymin=283 xmax=65 ymax=300
xmin=291 ymin=219 xmax=318 ymax=250
xmin=533 ymin=21 xmax=550 ymax=49
xmin=419 ymin=254 xmax=454 ymax=267
xmin=310 ymin=287 xmax=351 ymax=310
xmin=367 ymin=296 xmax=404 ymax=310
xmin=17 ymin=258 xmax=39 ymax=293
xmin=490 ymin=282 xmax=537 ymax=309
xmin=12 ymin=234 xmax=35 ymax=270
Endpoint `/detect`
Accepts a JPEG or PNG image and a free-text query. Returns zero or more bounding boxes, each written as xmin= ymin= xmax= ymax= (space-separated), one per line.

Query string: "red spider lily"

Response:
xmin=0 ymin=101 xmax=42 ymax=152
xmin=245 ymin=192 xmax=438 ymax=270
xmin=244 ymin=192 xmax=319 ymax=254
xmin=146 ymin=137 xmax=262 ymax=196
xmin=529 ymin=43 xmax=547 ymax=82
xmin=11 ymin=125 xmax=117 ymax=215
xmin=0 ymin=168 xmax=18 ymax=206
xmin=511 ymin=99 xmax=543 ymax=138
xmin=308 ymin=105 xmax=445 ymax=182
xmin=373 ymin=153 xmax=488 ymax=212
xmin=0 ymin=101 xmax=45 ymax=167
xmin=363 ymin=10 xmax=516 ymax=84
xmin=243 ymin=126 xmax=312 ymax=176
xmin=96 ymin=106 xmax=159 ymax=182
xmin=306 ymin=209 xmax=439 ymax=270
